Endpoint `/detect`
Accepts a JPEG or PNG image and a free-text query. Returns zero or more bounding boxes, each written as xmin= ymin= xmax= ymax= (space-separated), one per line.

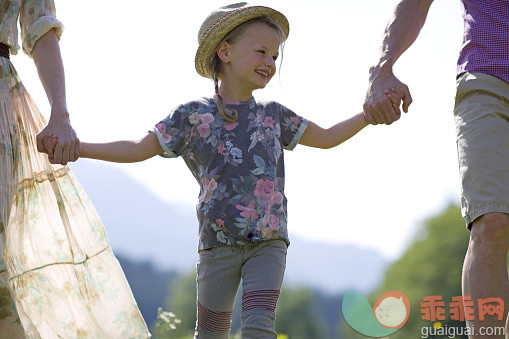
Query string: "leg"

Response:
xmin=195 ymin=246 xmax=243 ymax=339
xmin=463 ymin=213 xmax=509 ymax=338
xmin=240 ymin=240 xmax=287 ymax=339
xmin=454 ymin=72 xmax=509 ymax=338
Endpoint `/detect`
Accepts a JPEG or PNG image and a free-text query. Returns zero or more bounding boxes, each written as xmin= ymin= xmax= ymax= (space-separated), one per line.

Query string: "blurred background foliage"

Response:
xmin=341 ymin=204 xmax=470 ymax=338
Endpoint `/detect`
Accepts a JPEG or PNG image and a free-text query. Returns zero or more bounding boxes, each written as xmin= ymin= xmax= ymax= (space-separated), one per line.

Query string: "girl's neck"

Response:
xmin=218 ymin=82 xmax=253 ymax=103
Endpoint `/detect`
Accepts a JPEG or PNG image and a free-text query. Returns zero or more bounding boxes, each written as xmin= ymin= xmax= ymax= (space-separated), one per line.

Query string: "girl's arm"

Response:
xmin=299 ymin=88 xmax=403 ymax=149
xmin=49 ymin=132 xmax=164 ymax=163
xmin=299 ymin=113 xmax=369 ymax=149
xmin=81 ymin=132 xmax=164 ymax=163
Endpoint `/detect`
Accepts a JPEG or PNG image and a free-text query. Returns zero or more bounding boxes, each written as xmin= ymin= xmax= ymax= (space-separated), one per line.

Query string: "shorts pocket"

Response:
xmin=198 ymin=248 xmax=217 ymax=258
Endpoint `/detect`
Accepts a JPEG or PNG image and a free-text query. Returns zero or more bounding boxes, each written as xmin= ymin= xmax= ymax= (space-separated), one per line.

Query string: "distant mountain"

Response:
xmin=285 ymin=239 xmax=388 ymax=294
xmin=70 ymin=159 xmax=388 ymax=294
xmin=69 ymin=159 xmax=199 ymax=271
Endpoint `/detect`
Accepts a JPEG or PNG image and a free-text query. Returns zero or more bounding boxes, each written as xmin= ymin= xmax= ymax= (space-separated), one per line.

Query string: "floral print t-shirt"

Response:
xmin=152 ymin=97 xmax=309 ymax=250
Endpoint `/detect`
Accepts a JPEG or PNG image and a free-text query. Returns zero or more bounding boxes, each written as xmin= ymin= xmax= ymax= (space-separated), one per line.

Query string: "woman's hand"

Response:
xmin=37 ymin=107 xmax=80 ymax=165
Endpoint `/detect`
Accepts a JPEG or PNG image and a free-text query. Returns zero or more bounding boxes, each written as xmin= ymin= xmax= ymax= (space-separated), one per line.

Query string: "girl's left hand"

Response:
xmin=384 ymin=87 xmax=406 ymax=115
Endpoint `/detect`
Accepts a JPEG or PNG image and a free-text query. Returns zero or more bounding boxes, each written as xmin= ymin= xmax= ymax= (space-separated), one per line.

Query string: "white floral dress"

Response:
xmin=0 ymin=1 xmax=150 ymax=337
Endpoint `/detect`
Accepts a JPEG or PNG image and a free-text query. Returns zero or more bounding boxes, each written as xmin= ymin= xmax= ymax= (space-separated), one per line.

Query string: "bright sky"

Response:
xmin=15 ymin=0 xmax=465 ymax=261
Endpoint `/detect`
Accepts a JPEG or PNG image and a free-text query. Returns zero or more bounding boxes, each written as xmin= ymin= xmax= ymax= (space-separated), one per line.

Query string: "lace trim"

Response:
xmin=8 ymin=246 xmax=110 ymax=281
xmin=17 ymin=166 xmax=70 ymax=191
xmin=1 ymin=166 xmax=70 ymax=192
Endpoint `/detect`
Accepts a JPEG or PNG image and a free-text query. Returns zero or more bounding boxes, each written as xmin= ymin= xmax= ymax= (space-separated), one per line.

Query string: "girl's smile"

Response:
xmin=218 ymin=22 xmax=282 ymax=101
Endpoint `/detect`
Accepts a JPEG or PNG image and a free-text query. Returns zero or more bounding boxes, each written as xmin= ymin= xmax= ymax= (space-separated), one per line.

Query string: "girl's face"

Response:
xmin=219 ymin=22 xmax=281 ymax=99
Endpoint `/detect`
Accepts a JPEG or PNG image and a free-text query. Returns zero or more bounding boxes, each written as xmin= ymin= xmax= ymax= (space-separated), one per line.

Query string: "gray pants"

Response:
xmin=194 ymin=239 xmax=287 ymax=339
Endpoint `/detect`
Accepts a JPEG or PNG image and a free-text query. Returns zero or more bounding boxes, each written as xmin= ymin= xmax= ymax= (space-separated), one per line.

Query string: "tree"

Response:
xmin=165 ymin=270 xmax=197 ymax=338
xmin=117 ymin=255 xmax=177 ymax=330
xmin=275 ymin=287 xmax=327 ymax=339
xmin=341 ymin=204 xmax=470 ymax=338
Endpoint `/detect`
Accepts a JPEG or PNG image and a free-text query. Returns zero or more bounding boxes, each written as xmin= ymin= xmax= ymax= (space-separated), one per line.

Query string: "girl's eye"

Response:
xmin=258 ymin=50 xmax=265 ymax=55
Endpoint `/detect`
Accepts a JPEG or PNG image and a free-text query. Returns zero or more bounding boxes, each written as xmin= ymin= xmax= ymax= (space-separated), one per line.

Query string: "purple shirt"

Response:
xmin=457 ymin=0 xmax=509 ymax=83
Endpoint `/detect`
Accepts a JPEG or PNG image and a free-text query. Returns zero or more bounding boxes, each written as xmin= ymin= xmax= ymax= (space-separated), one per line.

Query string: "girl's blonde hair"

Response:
xmin=209 ymin=16 xmax=285 ymax=122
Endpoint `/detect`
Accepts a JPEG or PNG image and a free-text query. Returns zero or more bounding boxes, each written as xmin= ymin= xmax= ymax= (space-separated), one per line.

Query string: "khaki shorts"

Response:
xmin=454 ymin=72 xmax=509 ymax=227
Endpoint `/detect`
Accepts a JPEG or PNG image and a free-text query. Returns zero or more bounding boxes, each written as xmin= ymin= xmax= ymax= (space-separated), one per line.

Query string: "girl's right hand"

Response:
xmin=42 ymin=134 xmax=59 ymax=161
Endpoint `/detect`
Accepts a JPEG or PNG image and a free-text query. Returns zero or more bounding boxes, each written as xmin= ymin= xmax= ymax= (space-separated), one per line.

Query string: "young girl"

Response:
xmin=45 ymin=3 xmax=402 ymax=338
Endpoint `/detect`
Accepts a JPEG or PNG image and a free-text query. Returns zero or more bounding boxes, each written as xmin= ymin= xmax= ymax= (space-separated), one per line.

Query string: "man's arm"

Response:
xmin=33 ymin=29 xmax=79 ymax=165
xmin=364 ymin=0 xmax=434 ymax=125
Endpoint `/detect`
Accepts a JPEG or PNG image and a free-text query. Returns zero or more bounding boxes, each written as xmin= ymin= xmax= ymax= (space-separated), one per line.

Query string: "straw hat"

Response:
xmin=195 ymin=2 xmax=289 ymax=79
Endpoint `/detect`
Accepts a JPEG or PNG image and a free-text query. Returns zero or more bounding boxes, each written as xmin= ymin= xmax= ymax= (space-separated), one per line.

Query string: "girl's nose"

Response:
xmin=266 ymin=57 xmax=276 ymax=71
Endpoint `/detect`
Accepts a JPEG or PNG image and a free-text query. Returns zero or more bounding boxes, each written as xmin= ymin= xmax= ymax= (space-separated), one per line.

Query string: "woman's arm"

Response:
xmin=32 ymin=29 xmax=79 ymax=165
xmin=299 ymin=113 xmax=369 ymax=149
xmin=80 ymin=133 xmax=164 ymax=163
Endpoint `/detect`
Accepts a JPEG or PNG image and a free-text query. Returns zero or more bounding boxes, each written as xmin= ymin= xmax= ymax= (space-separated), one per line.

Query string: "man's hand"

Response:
xmin=363 ymin=66 xmax=413 ymax=125
xmin=36 ymin=108 xmax=80 ymax=165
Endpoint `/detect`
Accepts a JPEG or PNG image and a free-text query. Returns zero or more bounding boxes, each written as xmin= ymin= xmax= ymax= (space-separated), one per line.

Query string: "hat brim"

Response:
xmin=195 ymin=6 xmax=289 ymax=79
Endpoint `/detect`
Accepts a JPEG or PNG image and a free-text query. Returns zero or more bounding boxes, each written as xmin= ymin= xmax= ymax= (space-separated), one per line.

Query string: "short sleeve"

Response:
xmin=20 ymin=0 xmax=64 ymax=57
xmin=278 ymin=104 xmax=309 ymax=151
xmin=151 ymin=105 xmax=191 ymax=158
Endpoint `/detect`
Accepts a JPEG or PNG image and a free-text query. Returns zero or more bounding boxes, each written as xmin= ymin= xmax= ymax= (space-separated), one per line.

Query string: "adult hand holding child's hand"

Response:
xmin=36 ymin=111 xmax=80 ymax=165
xmin=363 ymin=66 xmax=413 ymax=125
